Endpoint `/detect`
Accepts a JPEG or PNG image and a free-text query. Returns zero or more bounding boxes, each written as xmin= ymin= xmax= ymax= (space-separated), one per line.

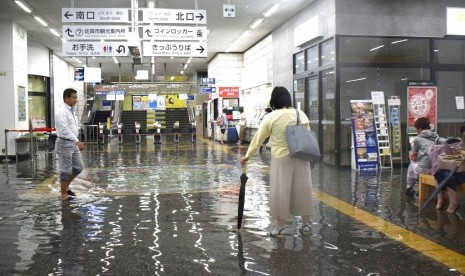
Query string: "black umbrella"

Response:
xmin=419 ymin=168 xmax=458 ymax=213
xmin=237 ymin=164 xmax=248 ymax=229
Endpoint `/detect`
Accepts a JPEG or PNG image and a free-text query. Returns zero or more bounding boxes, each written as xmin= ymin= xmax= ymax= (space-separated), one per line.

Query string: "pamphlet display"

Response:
xmin=387 ymin=96 xmax=402 ymax=162
xmin=371 ymin=91 xmax=392 ymax=168
xmin=350 ymin=100 xmax=379 ymax=170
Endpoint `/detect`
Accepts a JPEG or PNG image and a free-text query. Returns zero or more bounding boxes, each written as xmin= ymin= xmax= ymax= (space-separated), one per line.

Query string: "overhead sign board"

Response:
xmin=142 ymin=26 xmax=207 ymax=40
xmin=201 ymin=87 xmax=216 ymax=93
xmin=62 ymin=8 xmax=129 ymax=23
xmin=63 ymin=42 xmax=129 ymax=57
xmin=200 ymin=78 xmax=215 ymax=85
xmin=223 ymin=4 xmax=236 ymax=18
xmin=141 ymin=8 xmax=207 ymax=24
xmin=142 ymin=41 xmax=207 ymax=57
xmin=62 ymin=25 xmax=129 ymax=40
xmin=219 ymin=87 xmax=240 ymax=98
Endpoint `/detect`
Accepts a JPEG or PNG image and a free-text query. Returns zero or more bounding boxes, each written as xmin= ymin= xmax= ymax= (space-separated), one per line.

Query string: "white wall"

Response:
xmin=28 ymin=41 xmax=50 ymax=77
xmin=242 ymin=34 xmax=272 ymax=90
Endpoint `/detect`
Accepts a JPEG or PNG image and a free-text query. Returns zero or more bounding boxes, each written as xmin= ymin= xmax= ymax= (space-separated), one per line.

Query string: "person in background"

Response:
xmin=209 ymin=111 xmax=215 ymax=140
xmin=406 ymin=117 xmax=438 ymax=197
xmin=236 ymin=107 xmax=247 ymax=145
xmin=55 ymin=88 xmax=84 ymax=201
xmin=259 ymin=107 xmax=273 ymax=153
xmin=435 ymin=122 xmax=465 ymax=213
xmin=217 ymin=108 xmax=228 ymax=144
xmin=240 ymin=86 xmax=312 ymax=236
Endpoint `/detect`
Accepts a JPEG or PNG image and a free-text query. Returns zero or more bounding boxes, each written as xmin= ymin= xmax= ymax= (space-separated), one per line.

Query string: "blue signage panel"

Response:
xmin=200 ymin=78 xmax=215 ymax=85
xmin=201 ymin=87 xmax=216 ymax=93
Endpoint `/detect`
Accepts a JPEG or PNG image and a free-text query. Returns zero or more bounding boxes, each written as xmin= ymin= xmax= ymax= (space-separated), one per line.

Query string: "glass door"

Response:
xmin=307 ymin=77 xmax=319 ymax=137
xmin=320 ymin=69 xmax=336 ymax=165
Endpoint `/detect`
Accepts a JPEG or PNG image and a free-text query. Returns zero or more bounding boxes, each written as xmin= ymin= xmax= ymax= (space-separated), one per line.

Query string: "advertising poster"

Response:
xmin=132 ymin=95 xmax=142 ymax=110
xmin=407 ymin=86 xmax=437 ymax=135
xmin=350 ymin=100 xmax=378 ymax=170
xmin=17 ymin=86 xmax=26 ymax=121
xmin=166 ymin=94 xmax=187 ymax=108
xmin=157 ymin=95 xmax=166 ymax=110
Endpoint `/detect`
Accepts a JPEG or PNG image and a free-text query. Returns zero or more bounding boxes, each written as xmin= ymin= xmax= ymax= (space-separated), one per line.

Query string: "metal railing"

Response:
xmin=81 ymin=124 xmax=99 ymax=144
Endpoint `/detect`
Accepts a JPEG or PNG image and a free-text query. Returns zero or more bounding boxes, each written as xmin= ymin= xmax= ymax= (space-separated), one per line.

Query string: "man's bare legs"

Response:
xmin=60 ymin=175 xmax=76 ymax=201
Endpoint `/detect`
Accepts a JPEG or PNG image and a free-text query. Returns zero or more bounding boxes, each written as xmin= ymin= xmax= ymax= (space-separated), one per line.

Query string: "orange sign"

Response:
xmin=219 ymin=87 xmax=239 ymax=98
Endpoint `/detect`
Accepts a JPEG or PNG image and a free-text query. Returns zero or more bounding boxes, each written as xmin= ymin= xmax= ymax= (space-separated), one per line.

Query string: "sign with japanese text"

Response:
xmin=62 ymin=25 xmax=129 ymax=40
xmin=62 ymin=8 xmax=129 ymax=23
xmin=201 ymin=87 xmax=216 ymax=93
xmin=141 ymin=8 xmax=207 ymax=24
xmin=200 ymin=78 xmax=215 ymax=85
xmin=142 ymin=26 xmax=207 ymax=40
xmin=407 ymin=86 xmax=437 ymax=135
xmin=63 ymin=42 xmax=129 ymax=56
xmin=219 ymin=87 xmax=240 ymax=98
xmin=142 ymin=41 xmax=207 ymax=57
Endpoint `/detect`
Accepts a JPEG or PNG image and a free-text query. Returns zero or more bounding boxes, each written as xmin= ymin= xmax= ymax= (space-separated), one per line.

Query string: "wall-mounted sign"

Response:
xmin=142 ymin=41 xmax=207 ymax=57
xmin=63 ymin=42 xmax=129 ymax=56
xmin=142 ymin=26 xmax=207 ymax=40
xmin=447 ymin=7 xmax=465 ymax=36
xmin=62 ymin=8 xmax=129 ymax=23
xmin=62 ymin=25 xmax=129 ymax=40
xmin=219 ymin=87 xmax=239 ymax=98
xmin=200 ymin=78 xmax=215 ymax=85
xmin=201 ymin=87 xmax=216 ymax=93
xmin=141 ymin=8 xmax=207 ymax=24
xmin=407 ymin=86 xmax=437 ymax=135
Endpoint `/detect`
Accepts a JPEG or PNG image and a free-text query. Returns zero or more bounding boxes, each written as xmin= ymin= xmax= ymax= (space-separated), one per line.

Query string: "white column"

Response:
xmin=0 ymin=21 xmax=28 ymax=155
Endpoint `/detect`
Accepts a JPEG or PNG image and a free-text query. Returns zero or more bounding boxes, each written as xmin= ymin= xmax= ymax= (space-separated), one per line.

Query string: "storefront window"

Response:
xmin=320 ymin=39 xmax=335 ymax=66
xmin=434 ymin=40 xmax=465 ymax=64
xmin=306 ymin=46 xmax=318 ymax=72
xmin=436 ymin=71 xmax=465 ymax=120
xmin=339 ymin=37 xmax=429 ymax=63
xmin=339 ymin=67 xmax=430 ymax=120
xmin=28 ymin=75 xmax=48 ymax=126
xmin=294 ymin=51 xmax=305 ymax=74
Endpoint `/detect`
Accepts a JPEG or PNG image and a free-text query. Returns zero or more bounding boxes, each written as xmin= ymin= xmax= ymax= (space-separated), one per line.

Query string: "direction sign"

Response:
xmin=62 ymin=25 xmax=129 ymax=40
xmin=142 ymin=26 xmax=207 ymax=41
xmin=62 ymin=8 xmax=129 ymax=23
xmin=63 ymin=42 xmax=129 ymax=57
xmin=141 ymin=8 xmax=206 ymax=24
xmin=142 ymin=41 xmax=207 ymax=57
xmin=201 ymin=87 xmax=216 ymax=93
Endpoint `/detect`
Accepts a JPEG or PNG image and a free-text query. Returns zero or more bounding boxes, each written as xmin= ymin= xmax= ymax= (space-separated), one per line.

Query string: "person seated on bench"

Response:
xmin=406 ymin=117 xmax=439 ymax=197
xmin=435 ymin=122 xmax=465 ymax=213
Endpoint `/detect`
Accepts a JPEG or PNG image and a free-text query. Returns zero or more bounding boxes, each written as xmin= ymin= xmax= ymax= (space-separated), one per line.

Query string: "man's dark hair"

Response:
xmin=63 ymin=88 xmax=77 ymax=101
xmin=269 ymin=86 xmax=292 ymax=110
xmin=414 ymin=117 xmax=430 ymax=130
xmin=460 ymin=121 xmax=465 ymax=134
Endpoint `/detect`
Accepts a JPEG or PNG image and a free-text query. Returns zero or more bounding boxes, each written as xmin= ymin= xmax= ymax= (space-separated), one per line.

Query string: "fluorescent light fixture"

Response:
xmin=186 ymin=57 xmax=192 ymax=64
xmin=180 ymin=70 xmax=184 ymax=75
xmin=14 ymin=0 xmax=32 ymax=13
xmin=238 ymin=30 xmax=251 ymax=41
xmin=151 ymin=57 xmax=155 ymax=63
xmin=113 ymin=57 xmax=119 ymax=63
xmin=92 ymin=57 xmax=96 ymax=59
xmin=183 ymin=64 xmax=188 ymax=70
xmin=264 ymin=4 xmax=280 ymax=17
xmin=346 ymin=77 xmax=367 ymax=83
xmin=73 ymin=57 xmax=82 ymax=64
xmin=434 ymin=49 xmax=439 ymax=52
xmin=49 ymin=28 xmax=60 ymax=37
xmin=170 ymin=76 xmax=175 ymax=81
xmin=147 ymin=1 xmax=155 ymax=8
xmin=391 ymin=39 xmax=408 ymax=44
xmin=369 ymin=45 xmax=384 ymax=52
xmin=401 ymin=78 xmax=408 ymax=81
xmin=250 ymin=18 xmax=264 ymax=29
xmin=34 ymin=16 xmax=48 ymax=27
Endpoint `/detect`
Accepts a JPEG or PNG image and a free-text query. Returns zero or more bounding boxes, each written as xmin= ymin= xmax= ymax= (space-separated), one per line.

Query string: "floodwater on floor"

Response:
xmin=1 ymin=137 xmax=465 ymax=275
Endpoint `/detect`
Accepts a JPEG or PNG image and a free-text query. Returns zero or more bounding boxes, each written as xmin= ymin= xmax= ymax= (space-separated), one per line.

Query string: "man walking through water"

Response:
xmin=55 ymin=88 xmax=84 ymax=201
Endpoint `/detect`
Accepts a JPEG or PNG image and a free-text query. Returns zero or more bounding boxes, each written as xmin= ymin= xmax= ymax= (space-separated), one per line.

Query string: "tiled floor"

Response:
xmin=1 ymin=136 xmax=465 ymax=275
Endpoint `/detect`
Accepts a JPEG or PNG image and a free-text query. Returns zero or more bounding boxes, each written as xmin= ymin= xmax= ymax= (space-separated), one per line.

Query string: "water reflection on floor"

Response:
xmin=1 ymin=137 xmax=465 ymax=275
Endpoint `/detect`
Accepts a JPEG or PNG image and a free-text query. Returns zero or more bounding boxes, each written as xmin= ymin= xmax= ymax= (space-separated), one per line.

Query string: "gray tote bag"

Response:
xmin=285 ymin=109 xmax=321 ymax=161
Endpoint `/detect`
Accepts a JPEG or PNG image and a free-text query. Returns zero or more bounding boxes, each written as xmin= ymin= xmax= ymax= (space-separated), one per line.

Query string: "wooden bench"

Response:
xmin=418 ymin=173 xmax=465 ymax=201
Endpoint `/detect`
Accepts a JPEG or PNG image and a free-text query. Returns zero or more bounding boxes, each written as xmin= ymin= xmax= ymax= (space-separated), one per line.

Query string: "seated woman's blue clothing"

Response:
xmin=434 ymin=169 xmax=465 ymax=191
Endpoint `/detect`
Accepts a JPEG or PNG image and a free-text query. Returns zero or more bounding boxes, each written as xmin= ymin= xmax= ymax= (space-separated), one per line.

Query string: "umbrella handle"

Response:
xmin=242 ymin=163 xmax=246 ymax=174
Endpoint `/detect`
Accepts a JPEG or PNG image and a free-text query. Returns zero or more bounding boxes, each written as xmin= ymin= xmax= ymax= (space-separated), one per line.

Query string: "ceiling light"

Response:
xmin=346 ymin=77 xmax=366 ymax=83
xmin=14 ymin=0 xmax=32 ymax=13
xmin=113 ymin=57 xmax=119 ymax=64
xmin=369 ymin=45 xmax=384 ymax=52
xmin=183 ymin=64 xmax=188 ymax=70
xmin=187 ymin=57 xmax=192 ymax=64
xmin=49 ymin=28 xmax=60 ymax=37
xmin=263 ymin=4 xmax=280 ymax=17
xmin=391 ymin=39 xmax=408 ymax=44
xmin=73 ymin=57 xmax=82 ymax=64
xmin=250 ymin=18 xmax=264 ymax=29
xmin=34 ymin=16 xmax=48 ymax=27
xmin=170 ymin=76 xmax=175 ymax=81
xmin=148 ymin=1 xmax=155 ymax=8
xmin=180 ymin=70 xmax=184 ymax=75
xmin=238 ymin=30 xmax=251 ymax=41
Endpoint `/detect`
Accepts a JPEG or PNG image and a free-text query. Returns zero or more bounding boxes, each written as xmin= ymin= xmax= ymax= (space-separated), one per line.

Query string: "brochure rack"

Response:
xmin=371 ymin=92 xmax=392 ymax=169
xmin=387 ymin=96 xmax=402 ymax=163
